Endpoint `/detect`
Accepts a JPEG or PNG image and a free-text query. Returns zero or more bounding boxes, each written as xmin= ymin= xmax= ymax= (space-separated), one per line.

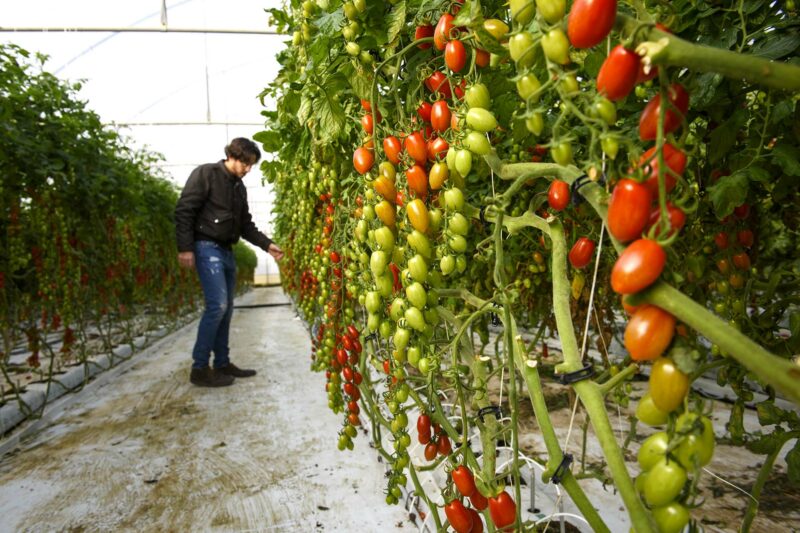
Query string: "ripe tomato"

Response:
xmin=643 ymin=459 xmax=687 ymax=507
xmin=434 ymin=13 xmax=455 ymax=51
xmin=637 ymin=143 xmax=687 ymax=196
xmin=427 ymin=136 xmax=449 ymax=161
xmin=596 ymin=45 xmax=640 ymax=101
xmin=475 ymin=48 xmax=490 ymax=67
xmin=567 ymin=0 xmax=618 ymax=48
xmin=424 ymin=441 xmax=438 ymax=460
xmin=374 ymin=175 xmax=397 ymax=203
xmin=437 ymin=434 xmax=452 ymax=455
xmin=488 ymin=491 xmax=516 ymax=530
xmin=361 ymin=113 xmax=374 ymax=134
xmin=405 ymin=131 xmax=428 ymax=165
xmin=470 ymin=490 xmax=488 ymax=511
xmin=451 ymin=466 xmax=476 ymax=497
xmin=467 ymin=508 xmax=484 ymax=533
xmin=417 ymin=101 xmax=432 ymax=123
xmin=732 ymin=252 xmax=751 ymax=270
xmin=649 ymin=356 xmax=689 ymax=413
xmin=734 ymin=203 xmax=751 ymax=219
xmin=444 ymin=499 xmax=473 ymax=533
xmin=737 ymin=229 xmax=754 ymax=248
xmin=445 ymin=40 xmax=467 ymax=72
xmin=430 ymin=100 xmax=451 ymax=133
xmin=639 ymin=83 xmax=690 ymax=141
xmin=359 ymin=98 xmax=371 ymax=112
xmin=406 ymin=198 xmax=430 ymax=233
xmin=624 ymin=305 xmax=676 ymax=361
xmin=415 ymin=24 xmax=434 ymax=49
xmin=548 ymin=179 xmax=570 ymax=211
xmin=425 ymin=71 xmax=452 ymax=98
xmin=607 ymin=179 xmax=652 ymax=243
xmin=611 ymin=239 xmax=666 ymax=294
xmin=646 ymin=203 xmax=686 ymax=238
xmin=383 ymin=136 xmax=402 ymax=165
xmin=568 ymin=237 xmax=596 ymax=269
xmin=353 ymin=147 xmax=374 ymax=175
xmin=417 ymin=413 xmax=431 ymax=434
xmin=406 ymin=165 xmax=428 ymax=199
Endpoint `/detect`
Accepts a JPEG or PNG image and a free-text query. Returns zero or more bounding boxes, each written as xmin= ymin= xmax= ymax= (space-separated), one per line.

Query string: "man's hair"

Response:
xmin=224 ymin=137 xmax=261 ymax=165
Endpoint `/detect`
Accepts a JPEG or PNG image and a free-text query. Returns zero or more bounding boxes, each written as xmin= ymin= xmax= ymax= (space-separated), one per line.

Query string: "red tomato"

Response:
xmin=475 ymin=48 xmax=490 ymax=67
xmin=714 ymin=231 xmax=729 ymax=250
xmin=733 ymin=252 xmax=751 ymax=270
xmin=639 ymin=83 xmax=690 ymax=140
xmin=383 ymin=136 xmax=402 ymax=165
xmin=445 ymin=40 xmax=467 ymax=72
xmin=417 ymin=413 xmax=432 ymax=434
xmin=434 ymin=13 xmax=455 ymax=51
xmin=451 ymin=465 xmax=476 ymax=497
xmin=734 ymin=203 xmax=751 ymax=219
xmin=347 ymin=324 xmax=359 ymax=339
xmin=425 ymin=71 xmax=453 ymax=98
xmin=424 ymin=442 xmax=438 ymax=461
xmin=569 ymin=237 xmax=596 ymax=269
xmin=427 ymin=136 xmax=449 ymax=161
xmin=329 ymin=250 xmax=340 ymax=263
xmin=417 ymin=101 xmax=432 ymax=123
xmin=547 ymin=179 xmax=570 ymax=211
xmin=488 ymin=491 xmax=516 ymax=530
xmin=431 ymin=100 xmax=451 ymax=133
xmin=607 ymin=179 xmax=653 ymax=243
xmin=415 ymin=24 xmax=434 ymax=49
xmin=611 ymin=239 xmax=666 ymax=294
xmin=405 ymin=131 xmax=428 ymax=164
xmin=624 ymin=305 xmax=676 ymax=361
xmin=646 ymin=203 xmax=686 ymax=238
xmin=737 ymin=229 xmax=754 ymax=248
xmin=444 ymin=499 xmax=473 ymax=533
xmin=621 ymin=295 xmax=643 ymax=316
xmin=468 ymin=508 xmax=483 ymax=533
xmin=359 ymin=98 xmax=371 ymax=112
xmin=567 ymin=0 xmax=618 ymax=48
xmin=470 ymin=490 xmax=488 ymax=510
xmin=637 ymin=143 xmax=687 ymax=196
xmin=361 ymin=114 xmax=374 ymax=134
xmin=596 ymin=45 xmax=640 ymax=101
xmin=353 ymin=147 xmax=374 ymax=175
xmin=437 ymin=434 xmax=452 ymax=455
xmin=406 ymin=165 xmax=429 ymax=199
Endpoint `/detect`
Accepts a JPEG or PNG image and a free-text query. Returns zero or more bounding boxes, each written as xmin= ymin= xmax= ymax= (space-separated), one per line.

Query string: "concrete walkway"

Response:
xmin=0 ymin=288 xmax=416 ymax=532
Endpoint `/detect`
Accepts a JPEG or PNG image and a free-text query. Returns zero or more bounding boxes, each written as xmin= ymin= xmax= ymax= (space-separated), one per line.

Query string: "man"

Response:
xmin=175 ymin=137 xmax=284 ymax=387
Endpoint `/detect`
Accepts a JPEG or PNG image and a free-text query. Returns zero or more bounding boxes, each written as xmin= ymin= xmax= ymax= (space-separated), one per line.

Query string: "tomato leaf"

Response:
xmin=691 ymin=72 xmax=724 ymax=109
xmin=451 ymin=0 xmax=475 ymax=26
xmin=745 ymin=428 xmax=787 ymax=455
xmin=386 ymin=1 xmax=407 ymax=44
xmin=751 ymin=33 xmax=800 ymax=60
xmin=756 ymin=400 xmax=785 ymax=426
xmin=298 ymin=95 xmax=313 ymax=126
xmin=771 ymin=142 xmax=800 ymax=176
xmin=787 ymin=440 xmax=800 ymax=487
xmin=314 ymin=10 xmax=346 ymax=37
xmin=344 ymin=63 xmax=373 ymax=100
xmin=583 ymin=51 xmax=606 ymax=78
xmin=707 ymin=171 xmax=749 ymax=219
xmin=727 ymin=399 xmax=745 ymax=444
xmin=771 ymin=99 xmax=795 ymax=125
xmin=669 ymin=339 xmax=701 ymax=375
xmin=709 ymin=108 xmax=747 ymax=163
xmin=253 ymin=130 xmax=283 ymax=152
xmin=314 ymin=90 xmax=346 ymax=142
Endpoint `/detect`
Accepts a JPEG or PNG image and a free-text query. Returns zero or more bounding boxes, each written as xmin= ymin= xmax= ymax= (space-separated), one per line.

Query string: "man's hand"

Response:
xmin=268 ymin=243 xmax=285 ymax=261
xmin=178 ymin=251 xmax=195 ymax=269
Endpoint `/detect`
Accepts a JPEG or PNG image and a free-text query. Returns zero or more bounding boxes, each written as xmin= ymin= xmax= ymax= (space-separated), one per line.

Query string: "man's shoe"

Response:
xmin=190 ymin=367 xmax=235 ymax=387
xmin=218 ymin=363 xmax=257 ymax=378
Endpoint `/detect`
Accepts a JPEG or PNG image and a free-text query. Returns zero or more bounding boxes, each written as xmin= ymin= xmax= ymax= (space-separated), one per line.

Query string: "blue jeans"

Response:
xmin=191 ymin=240 xmax=236 ymax=369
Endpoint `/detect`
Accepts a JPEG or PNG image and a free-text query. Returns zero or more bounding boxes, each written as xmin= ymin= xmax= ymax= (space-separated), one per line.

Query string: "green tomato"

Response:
xmin=370 ymin=250 xmax=388 ymax=276
xmin=456 ymin=254 xmax=467 ymax=273
xmin=379 ymin=319 xmax=394 ymax=339
xmin=509 ymin=31 xmax=536 ymax=69
xmin=637 ymin=431 xmax=669 ymax=471
xmin=510 ymin=0 xmax=535 ymax=24
xmin=405 ymin=282 xmax=427 ymax=310
xmin=393 ymin=326 xmax=410 ymax=350
xmin=390 ymin=297 xmax=407 ymax=322
xmin=374 ymin=226 xmax=395 ymax=253
xmin=537 ymin=0 xmax=566 ymax=23
xmin=418 ymin=357 xmax=431 ymax=374
xmin=345 ymin=41 xmax=361 ymax=56
xmin=407 ymin=229 xmax=433 ymax=258
xmin=408 ymin=254 xmax=429 ymax=283
xmin=444 ymin=187 xmax=465 ymax=212
xmin=636 ymin=392 xmax=669 ymax=426
xmin=541 ymin=28 xmax=570 ymax=65
xmin=560 ymin=74 xmax=579 ymax=95
xmin=643 ymin=459 xmax=687 ymax=507
xmin=407 ymin=345 xmax=421 ymax=368
xmin=551 ymin=141 xmax=573 ymax=165
xmin=449 ymin=213 xmax=470 ymax=236
xmin=404 ymin=306 xmax=427 ymax=332
xmin=441 ymin=254 xmax=456 ymax=275
xmin=525 ymin=112 xmax=544 ymax=136
xmin=674 ymin=413 xmax=715 ymax=469
xmin=601 ymin=136 xmax=619 ymax=160
xmin=464 ymin=83 xmax=491 ymax=109
xmin=466 ymin=108 xmax=498 ymax=132
xmin=454 ymin=149 xmax=473 ymax=177
xmin=365 ymin=291 xmax=382 ymax=313
xmin=375 ymin=272 xmax=393 ymax=297
xmin=594 ymin=98 xmax=617 ymax=125
xmin=464 ymin=131 xmax=491 ymax=156
xmin=652 ymin=502 xmax=691 ymax=533
xmin=448 ymin=234 xmax=468 ymax=253
xmin=429 ymin=207 xmax=443 ymax=232
xmin=367 ymin=312 xmax=380 ymax=332
xmin=516 ymin=73 xmax=541 ymax=102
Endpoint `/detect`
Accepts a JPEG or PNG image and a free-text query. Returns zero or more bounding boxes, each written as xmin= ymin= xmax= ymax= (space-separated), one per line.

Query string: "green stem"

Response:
xmin=408 ymin=461 xmax=443 ymax=531
xmin=741 ymin=431 xmax=800 ymax=532
xmin=597 ymin=363 xmax=640 ymax=396
xmin=618 ymin=15 xmax=800 ymax=91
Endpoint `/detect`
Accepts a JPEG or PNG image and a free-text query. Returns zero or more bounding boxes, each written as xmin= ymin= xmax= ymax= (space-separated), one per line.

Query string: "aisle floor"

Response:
xmin=0 ymin=288 xmax=416 ymax=532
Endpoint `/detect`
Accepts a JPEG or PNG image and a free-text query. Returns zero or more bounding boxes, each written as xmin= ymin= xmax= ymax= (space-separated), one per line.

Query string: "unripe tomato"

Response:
xmin=541 ymin=28 xmax=570 ymax=65
xmin=538 ymin=0 xmax=566 ymax=23
xmin=429 ymin=161 xmax=449 ymax=190
xmin=464 ymin=131 xmax=491 ymax=155
xmin=406 ymin=199 xmax=430 ymax=233
xmin=674 ymin=413 xmax=715 ymax=469
xmin=516 ymin=73 xmax=542 ymax=101
xmin=466 ymin=108 xmax=497 ymax=132
xmin=607 ymin=179 xmax=652 ymax=243
xmin=624 ymin=305 xmax=676 ymax=361
xmin=551 ymin=141 xmax=573 ymax=165
xmin=652 ymin=502 xmax=691 ymax=533
xmin=482 ymin=18 xmax=509 ymax=41
xmin=611 ymin=239 xmax=666 ymax=294
xmin=568 ymin=237 xmax=596 ymax=269
xmin=637 ymin=431 xmax=669 ymax=471
xmin=643 ymin=459 xmax=687 ymax=507
xmin=525 ymin=112 xmax=544 ymax=135
xmin=509 ymin=31 xmax=536 ymax=68
xmin=636 ymin=392 xmax=669 ymax=426
xmin=464 ymin=83 xmax=490 ymax=109
xmin=649 ymin=357 xmax=689 ymax=413
xmin=510 ymin=0 xmax=536 ymax=24
xmin=548 ymin=179 xmax=570 ymax=211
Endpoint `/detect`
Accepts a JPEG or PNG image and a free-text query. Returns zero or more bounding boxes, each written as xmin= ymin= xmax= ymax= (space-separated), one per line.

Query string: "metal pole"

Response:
xmin=0 ymin=26 xmax=280 ymax=35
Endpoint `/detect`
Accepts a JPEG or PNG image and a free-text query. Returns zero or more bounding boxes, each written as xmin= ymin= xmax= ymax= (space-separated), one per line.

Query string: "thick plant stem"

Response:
xmin=617 ymin=15 xmax=800 ymax=91
xmin=741 ymin=431 xmax=800 ymax=532
xmin=548 ymin=218 xmax=656 ymax=533
xmin=641 ymin=283 xmax=800 ymax=405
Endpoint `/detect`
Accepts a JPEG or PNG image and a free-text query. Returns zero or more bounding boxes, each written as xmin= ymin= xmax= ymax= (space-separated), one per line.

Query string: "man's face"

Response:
xmin=229 ymin=158 xmax=254 ymax=178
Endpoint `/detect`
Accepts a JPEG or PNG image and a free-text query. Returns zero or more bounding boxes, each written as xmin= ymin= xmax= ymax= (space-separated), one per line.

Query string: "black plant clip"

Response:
xmin=551 ymin=453 xmax=574 ymax=485
xmin=570 ymin=172 xmax=606 ymax=206
xmin=556 ymin=362 xmax=595 ymax=385
xmin=364 ymin=332 xmax=378 ymax=342
xmin=490 ymin=303 xmax=502 ymax=327
xmin=478 ymin=405 xmax=503 ymax=422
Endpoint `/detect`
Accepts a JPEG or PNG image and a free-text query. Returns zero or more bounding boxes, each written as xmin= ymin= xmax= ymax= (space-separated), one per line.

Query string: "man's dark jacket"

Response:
xmin=175 ymin=161 xmax=272 ymax=252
